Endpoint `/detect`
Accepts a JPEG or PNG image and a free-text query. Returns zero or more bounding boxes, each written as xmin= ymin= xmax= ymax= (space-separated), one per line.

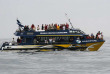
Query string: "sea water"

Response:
xmin=0 ymin=38 xmax=110 ymax=74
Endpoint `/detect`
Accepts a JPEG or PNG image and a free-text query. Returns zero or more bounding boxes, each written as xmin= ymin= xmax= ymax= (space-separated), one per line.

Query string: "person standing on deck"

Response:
xmin=63 ymin=24 xmax=65 ymax=30
xmin=45 ymin=24 xmax=47 ymax=31
xmin=37 ymin=25 xmax=40 ymax=30
xmin=42 ymin=24 xmax=44 ymax=30
xmin=57 ymin=25 xmax=60 ymax=30
xmin=66 ymin=23 xmax=69 ymax=30
xmin=12 ymin=38 xmax=15 ymax=45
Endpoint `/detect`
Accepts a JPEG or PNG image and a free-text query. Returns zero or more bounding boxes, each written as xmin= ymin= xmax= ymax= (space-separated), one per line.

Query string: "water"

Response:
xmin=0 ymin=38 xmax=110 ymax=74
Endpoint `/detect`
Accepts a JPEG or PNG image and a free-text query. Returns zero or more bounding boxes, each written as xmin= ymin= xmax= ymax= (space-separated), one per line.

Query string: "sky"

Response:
xmin=0 ymin=0 xmax=110 ymax=39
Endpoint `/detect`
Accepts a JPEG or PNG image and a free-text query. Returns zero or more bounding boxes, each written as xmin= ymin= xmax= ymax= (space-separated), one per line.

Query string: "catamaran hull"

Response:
xmin=0 ymin=41 xmax=104 ymax=52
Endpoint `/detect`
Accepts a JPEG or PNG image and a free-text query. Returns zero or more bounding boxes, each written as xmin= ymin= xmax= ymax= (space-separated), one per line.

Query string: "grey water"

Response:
xmin=0 ymin=38 xmax=110 ymax=74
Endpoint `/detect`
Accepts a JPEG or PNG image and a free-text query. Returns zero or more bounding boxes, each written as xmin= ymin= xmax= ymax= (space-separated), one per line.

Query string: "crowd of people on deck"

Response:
xmin=33 ymin=37 xmax=67 ymax=45
xmin=86 ymin=31 xmax=103 ymax=40
xmin=22 ymin=23 xmax=69 ymax=31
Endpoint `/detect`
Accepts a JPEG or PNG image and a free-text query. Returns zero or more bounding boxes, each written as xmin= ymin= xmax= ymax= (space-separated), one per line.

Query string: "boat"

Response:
xmin=0 ymin=19 xmax=105 ymax=52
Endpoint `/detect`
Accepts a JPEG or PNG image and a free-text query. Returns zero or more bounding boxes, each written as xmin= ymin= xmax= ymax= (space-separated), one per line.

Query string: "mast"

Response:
xmin=65 ymin=13 xmax=74 ymax=29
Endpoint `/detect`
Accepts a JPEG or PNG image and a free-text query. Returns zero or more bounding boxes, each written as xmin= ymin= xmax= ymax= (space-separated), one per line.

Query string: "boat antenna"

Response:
xmin=16 ymin=18 xmax=24 ymax=27
xmin=65 ymin=13 xmax=74 ymax=29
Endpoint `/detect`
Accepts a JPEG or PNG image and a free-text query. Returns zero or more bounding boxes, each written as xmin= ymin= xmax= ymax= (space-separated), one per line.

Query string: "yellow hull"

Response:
xmin=2 ymin=42 xmax=104 ymax=51
xmin=53 ymin=42 xmax=104 ymax=51
xmin=86 ymin=42 xmax=104 ymax=51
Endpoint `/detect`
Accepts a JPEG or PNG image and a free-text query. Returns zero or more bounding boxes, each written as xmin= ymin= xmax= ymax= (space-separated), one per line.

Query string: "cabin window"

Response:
xmin=26 ymin=38 xmax=32 ymax=43
xmin=69 ymin=31 xmax=72 ymax=33
xmin=69 ymin=30 xmax=85 ymax=34
xmin=22 ymin=38 xmax=26 ymax=43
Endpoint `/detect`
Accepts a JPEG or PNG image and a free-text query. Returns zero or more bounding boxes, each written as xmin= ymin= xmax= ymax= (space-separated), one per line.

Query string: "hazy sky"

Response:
xmin=0 ymin=0 xmax=110 ymax=39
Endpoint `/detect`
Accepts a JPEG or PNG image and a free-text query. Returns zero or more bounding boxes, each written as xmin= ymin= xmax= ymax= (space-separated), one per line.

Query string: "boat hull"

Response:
xmin=0 ymin=41 xmax=104 ymax=52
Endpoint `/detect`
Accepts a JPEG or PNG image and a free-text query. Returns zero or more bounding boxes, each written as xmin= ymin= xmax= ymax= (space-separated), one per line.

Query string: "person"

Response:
xmin=66 ymin=23 xmax=69 ymax=30
xmin=31 ymin=24 xmax=34 ymax=30
xmin=48 ymin=24 xmax=51 ymax=30
xmin=43 ymin=24 xmax=45 ymax=30
xmin=52 ymin=37 xmax=55 ymax=43
xmin=96 ymin=31 xmax=100 ymax=39
xmin=57 ymin=25 xmax=60 ymax=30
xmin=63 ymin=24 xmax=65 ymax=30
xmin=98 ymin=33 xmax=101 ymax=39
xmin=24 ymin=25 xmax=26 ymax=31
xmin=37 ymin=25 xmax=40 ymax=30
xmin=47 ymin=25 xmax=49 ymax=30
xmin=45 ymin=24 xmax=47 ymax=31
xmin=49 ymin=37 xmax=52 ymax=44
xmin=45 ymin=39 xmax=48 ymax=44
xmin=17 ymin=37 xmax=20 ymax=44
xmin=24 ymin=25 xmax=29 ymax=31
xmin=60 ymin=38 xmax=64 ymax=43
xmin=91 ymin=33 xmax=94 ymax=39
xmin=33 ymin=38 xmax=37 ymax=45
xmin=51 ymin=24 xmax=54 ymax=31
xmin=86 ymin=35 xmax=91 ymax=39
xmin=69 ymin=37 xmax=74 ymax=42
xmin=101 ymin=32 xmax=103 ymax=40
xmin=42 ymin=24 xmax=44 ymax=30
xmin=54 ymin=24 xmax=56 ymax=31
xmin=33 ymin=25 xmax=36 ymax=31
xmin=60 ymin=24 xmax=63 ymax=30
xmin=12 ymin=38 xmax=15 ymax=45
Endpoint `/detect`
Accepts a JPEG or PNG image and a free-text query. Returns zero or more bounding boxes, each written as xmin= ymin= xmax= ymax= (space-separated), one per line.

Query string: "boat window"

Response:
xmin=22 ymin=38 xmax=26 ymax=43
xmin=69 ymin=30 xmax=85 ymax=34
xmin=69 ymin=31 xmax=73 ymax=33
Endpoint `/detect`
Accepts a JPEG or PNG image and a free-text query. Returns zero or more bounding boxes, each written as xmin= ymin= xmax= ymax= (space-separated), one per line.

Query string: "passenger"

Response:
xmin=49 ymin=37 xmax=52 ymax=44
xmin=60 ymin=38 xmax=64 ymax=43
xmin=12 ymin=38 xmax=15 ymax=45
xmin=47 ymin=25 xmax=49 ymax=31
xmin=37 ymin=25 xmax=40 ymax=30
xmin=45 ymin=39 xmax=48 ymax=44
xmin=43 ymin=24 xmax=45 ymax=30
xmin=33 ymin=38 xmax=37 ymax=45
xmin=19 ymin=37 xmax=22 ymax=43
xmin=36 ymin=37 xmax=40 ymax=44
xmin=48 ymin=24 xmax=51 ymax=30
xmin=66 ymin=23 xmax=69 ymax=30
xmin=45 ymin=24 xmax=47 ymax=31
xmin=91 ymin=33 xmax=94 ymax=39
xmin=31 ymin=24 xmax=34 ymax=30
xmin=77 ymin=37 xmax=80 ymax=40
xmin=63 ymin=24 xmax=65 ymax=30
xmin=80 ymin=36 xmax=84 ymax=40
xmin=98 ymin=33 xmax=101 ymax=39
xmin=54 ymin=24 xmax=57 ymax=31
xmin=57 ymin=25 xmax=60 ymax=30
xmin=96 ymin=32 xmax=99 ymax=39
xmin=96 ymin=31 xmax=100 ymax=39
xmin=53 ymin=24 xmax=55 ymax=30
xmin=33 ymin=25 xmax=36 ymax=31
xmin=60 ymin=24 xmax=63 ymax=30
xmin=69 ymin=37 xmax=74 ymax=42
xmin=27 ymin=25 xmax=30 ymax=30
xmin=24 ymin=25 xmax=26 ymax=31
xmin=101 ymin=32 xmax=103 ymax=40
xmin=52 ymin=38 xmax=55 ymax=43
xmin=50 ymin=24 xmax=52 ymax=30
xmin=51 ymin=24 xmax=54 ymax=31
xmin=86 ymin=35 xmax=91 ymax=39
xmin=42 ymin=24 xmax=44 ymax=30
xmin=17 ymin=37 xmax=20 ymax=44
